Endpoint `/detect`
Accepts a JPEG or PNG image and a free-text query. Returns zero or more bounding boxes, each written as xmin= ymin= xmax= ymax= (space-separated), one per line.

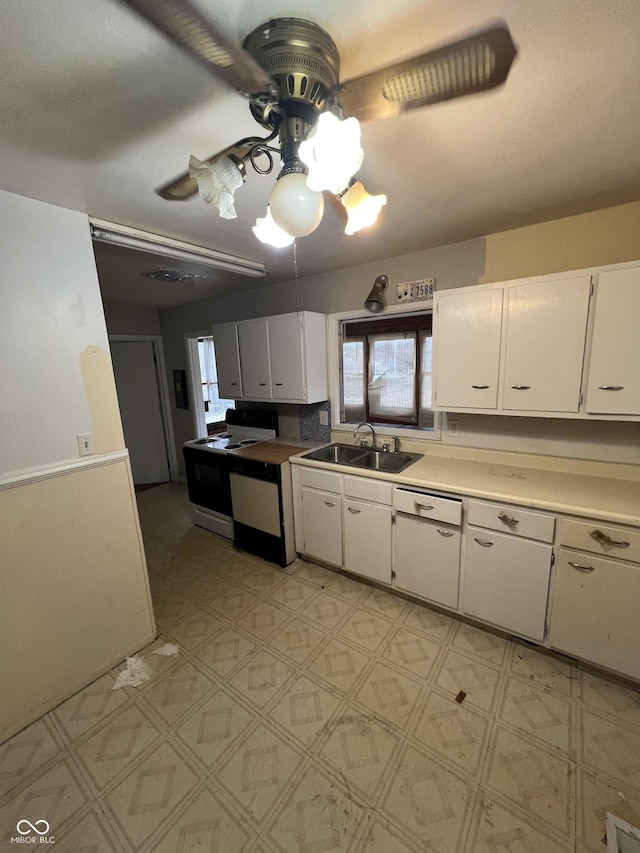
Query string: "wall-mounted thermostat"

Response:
xmin=396 ymin=277 xmax=435 ymax=303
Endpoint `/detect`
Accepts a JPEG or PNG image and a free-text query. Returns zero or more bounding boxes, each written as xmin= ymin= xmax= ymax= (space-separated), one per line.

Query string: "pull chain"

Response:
xmin=293 ymin=238 xmax=300 ymax=317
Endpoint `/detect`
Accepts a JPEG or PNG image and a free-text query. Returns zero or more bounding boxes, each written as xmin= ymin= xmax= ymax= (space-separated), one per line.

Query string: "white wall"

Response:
xmin=0 ymin=190 xmax=124 ymax=477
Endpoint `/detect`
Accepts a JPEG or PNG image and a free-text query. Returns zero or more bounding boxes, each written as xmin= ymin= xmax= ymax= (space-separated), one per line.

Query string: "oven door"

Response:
xmin=183 ymin=447 xmax=232 ymax=517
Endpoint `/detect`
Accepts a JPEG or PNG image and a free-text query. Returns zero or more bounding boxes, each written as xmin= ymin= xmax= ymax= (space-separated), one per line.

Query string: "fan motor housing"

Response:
xmin=244 ymin=18 xmax=340 ymax=128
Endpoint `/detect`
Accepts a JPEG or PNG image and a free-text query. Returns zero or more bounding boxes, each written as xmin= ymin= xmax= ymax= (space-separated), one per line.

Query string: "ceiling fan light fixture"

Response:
xmin=298 ymin=112 xmax=364 ymax=194
xmin=252 ymin=207 xmax=295 ymax=248
xmin=269 ymin=171 xmax=325 ymax=238
xmin=189 ymin=154 xmax=245 ymax=219
xmin=341 ymin=181 xmax=387 ymax=235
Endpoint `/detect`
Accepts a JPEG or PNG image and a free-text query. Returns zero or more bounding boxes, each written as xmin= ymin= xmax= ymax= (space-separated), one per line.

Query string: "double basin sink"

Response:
xmin=301 ymin=443 xmax=423 ymax=474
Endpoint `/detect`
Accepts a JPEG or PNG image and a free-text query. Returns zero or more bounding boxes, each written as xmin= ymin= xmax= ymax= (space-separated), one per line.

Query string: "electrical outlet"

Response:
xmin=319 ymin=410 xmax=329 ymax=426
xmin=448 ymin=420 xmax=460 ymax=438
xmin=77 ymin=433 xmax=94 ymax=456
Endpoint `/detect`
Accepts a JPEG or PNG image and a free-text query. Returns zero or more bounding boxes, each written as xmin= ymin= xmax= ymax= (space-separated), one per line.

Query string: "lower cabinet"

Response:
xmin=343 ymin=498 xmax=392 ymax=584
xmin=394 ymin=513 xmax=461 ymax=608
xmin=463 ymin=528 xmax=552 ymax=641
xmin=301 ymin=487 xmax=342 ymax=568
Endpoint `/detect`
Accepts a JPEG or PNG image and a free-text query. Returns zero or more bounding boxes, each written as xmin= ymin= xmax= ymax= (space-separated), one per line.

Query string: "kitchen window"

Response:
xmin=340 ymin=314 xmax=434 ymax=429
xmin=198 ymin=336 xmax=234 ymax=432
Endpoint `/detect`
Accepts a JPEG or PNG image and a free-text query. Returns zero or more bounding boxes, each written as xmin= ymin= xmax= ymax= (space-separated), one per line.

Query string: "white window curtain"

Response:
xmin=368 ymin=332 xmax=417 ymax=422
xmin=199 ymin=337 xmax=218 ymax=404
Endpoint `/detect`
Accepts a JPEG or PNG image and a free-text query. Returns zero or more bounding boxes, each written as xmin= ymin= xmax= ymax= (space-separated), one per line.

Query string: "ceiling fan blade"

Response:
xmin=118 ymin=0 xmax=278 ymax=98
xmin=336 ymin=23 xmax=517 ymax=121
xmin=156 ymin=142 xmax=250 ymax=200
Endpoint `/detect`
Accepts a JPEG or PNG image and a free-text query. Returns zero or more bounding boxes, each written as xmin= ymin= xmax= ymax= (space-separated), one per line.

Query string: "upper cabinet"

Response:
xmin=584 ymin=267 xmax=640 ymax=416
xmin=433 ymin=264 xmax=640 ymax=421
xmin=213 ymin=311 xmax=328 ymax=404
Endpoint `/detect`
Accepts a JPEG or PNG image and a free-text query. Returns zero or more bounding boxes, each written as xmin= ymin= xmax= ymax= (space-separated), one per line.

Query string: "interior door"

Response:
xmin=110 ymin=341 xmax=170 ymax=485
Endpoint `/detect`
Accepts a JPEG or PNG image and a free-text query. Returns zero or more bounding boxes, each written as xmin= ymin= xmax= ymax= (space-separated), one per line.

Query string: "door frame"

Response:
xmin=109 ymin=334 xmax=178 ymax=481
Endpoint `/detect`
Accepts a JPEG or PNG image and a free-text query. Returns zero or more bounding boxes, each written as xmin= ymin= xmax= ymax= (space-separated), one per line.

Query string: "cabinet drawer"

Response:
xmin=393 ymin=487 xmax=462 ymax=526
xmin=559 ymin=518 xmax=640 ymax=564
xmin=467 ymin=499 xmax=555 ymax=543
xmin=300 ymin=467 xmax=342 ymax=494
xmin=344 ymin=476 xmax=392 ymax=505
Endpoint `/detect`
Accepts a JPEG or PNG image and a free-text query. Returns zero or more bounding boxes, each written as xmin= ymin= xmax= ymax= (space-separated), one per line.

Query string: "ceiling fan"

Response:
xmin=119 ymin=1 xmax=517 ymax=244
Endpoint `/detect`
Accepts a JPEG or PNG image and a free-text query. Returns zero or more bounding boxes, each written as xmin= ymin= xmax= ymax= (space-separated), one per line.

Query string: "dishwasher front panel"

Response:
xmin=230 ymin=473 xmax=281 ymax=537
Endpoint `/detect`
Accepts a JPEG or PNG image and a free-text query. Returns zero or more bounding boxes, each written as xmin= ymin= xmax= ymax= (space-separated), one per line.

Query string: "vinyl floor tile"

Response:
xmin=6 ymin=483 xmax=640 ymax=852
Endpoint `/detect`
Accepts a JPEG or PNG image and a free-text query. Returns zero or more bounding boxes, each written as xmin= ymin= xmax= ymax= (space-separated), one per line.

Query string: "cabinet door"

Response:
xmin=268 ymin=314 xmax=305 ymax=400
xmin=394 ymin=514 xmax=460 ymax=609
xmin=343 ymin=499 xmax=392 ymax=584
xmin=301 ymin=488 xmax=342 ymax=567
xmin=212 ymin=324 xmax=242 ymax=398
xmin=502 ymin=276 xmax=591 ymax=412
xmin=434 ymin=288 xmax=503 ymax=409
xmin=585 ymin=267 xmax=640 ymax=415
xmin=463 ymin=527 xmax=552 ymax=641
xmin=238 ymin=319 xmax=272 ymax=398
xmin=549 ymin=549 xmax=640 ymax=680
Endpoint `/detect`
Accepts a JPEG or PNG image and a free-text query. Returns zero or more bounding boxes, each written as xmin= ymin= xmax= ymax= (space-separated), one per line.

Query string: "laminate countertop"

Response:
xmin=290 ymin=444 xmax=640 ymax=527
xmin=232 ymin=439 xmax=324 ymax=466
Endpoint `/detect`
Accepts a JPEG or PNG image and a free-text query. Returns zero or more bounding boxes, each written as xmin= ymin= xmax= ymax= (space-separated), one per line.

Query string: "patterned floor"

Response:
xmin=2 ymin=482 xmax=640 ymax=852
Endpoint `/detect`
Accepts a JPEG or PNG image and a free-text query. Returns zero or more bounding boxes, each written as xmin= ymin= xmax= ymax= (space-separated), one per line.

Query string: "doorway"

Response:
xmin=110 ymin=336 xmax=177 ymax=485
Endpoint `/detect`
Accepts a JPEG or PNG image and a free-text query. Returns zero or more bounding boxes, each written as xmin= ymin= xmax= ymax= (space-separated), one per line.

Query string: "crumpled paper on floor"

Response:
xmin=112 ymin=655 xmax=155 ymax=689
xmin=151 ymin=643 xmax=180 ymax=657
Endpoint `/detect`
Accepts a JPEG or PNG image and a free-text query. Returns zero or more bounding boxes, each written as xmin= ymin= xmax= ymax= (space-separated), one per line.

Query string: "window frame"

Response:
xmin=328 ymin=305 xmax=441 ymax=442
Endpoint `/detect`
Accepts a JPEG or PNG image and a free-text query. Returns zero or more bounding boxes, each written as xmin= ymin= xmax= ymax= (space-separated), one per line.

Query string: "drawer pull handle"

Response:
xmin=511 ymin=385 xmax=531 ymax=390
xmin=230 ymin=382 xmax=238 ymax=385
xmin=471 ymin=385 xmax=489 ymax=390
xmin=590 ymin=528 xmax=630 ymax=549
xmin=275 ymin=382 xmax=284 ymax=386
xmin=259 ymin=382 xmax=267 ymax=386
xmin=598 ymin=385 xmax=624 ymax=391
xmin=348 ymin=507 xmax=361 ymax=514
xmin=569 ymin=560 xmax=595 ymax=573
xmin=324 ymin=501 xmax=335 ymax=507
xmin=474 ymin=538 xmax=494 ymax=547
xmin=498 ymin=510 xmax=519 ymax=527
xmin=415 ymin=501 xmax=434 ymax=511
xmin=437 ymin=529 xmax=454 ymax=537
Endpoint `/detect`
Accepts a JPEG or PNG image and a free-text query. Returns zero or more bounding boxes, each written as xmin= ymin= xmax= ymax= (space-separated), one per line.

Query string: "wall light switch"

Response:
xmin=319 ymin=410 xmax=329 ymax=426
xmin=448 ymin=420 xmax=460 ymax=438
xmin=77 ymin=433 xmax=94 ymax=456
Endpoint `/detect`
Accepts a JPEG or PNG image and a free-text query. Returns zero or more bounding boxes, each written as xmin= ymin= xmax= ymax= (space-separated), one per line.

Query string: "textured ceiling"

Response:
xmin=3 ymin=0 xmax=640 ymax=307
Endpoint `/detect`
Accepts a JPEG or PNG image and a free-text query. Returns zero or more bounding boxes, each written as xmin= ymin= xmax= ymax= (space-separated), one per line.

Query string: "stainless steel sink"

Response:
xmin=302 ymin=443 xmax=422 ymax=474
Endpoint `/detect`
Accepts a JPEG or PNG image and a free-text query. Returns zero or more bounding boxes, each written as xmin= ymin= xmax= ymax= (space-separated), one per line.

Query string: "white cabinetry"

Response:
xmin=585 ymin=267 xmax=640 ymax=415
xmin=502 ymin=276 xmax=591 ymax=412
xmin=212 ymin=323 xmax=243 ymax=398
xmin=238 ymin=319 xmax=271 ymax=398
xmin=549 ymin=518 xmax=640 ymax=679
xmin=463 ymin=499 xmax=555 ymax=642
xmin=393 ymin=487 xmax=462 ymax=608
xmin=433 ymin=287 xmax=503 ymax=410
xmin=433 ymin=273 xmax=593 ymax=418
xmin=213 ymin=311 xmax=327 ymax=404
xmin=301 ymin=488 xmax=343 ymax=568
xmin=343 ymin=476 xmax=392 ymax=584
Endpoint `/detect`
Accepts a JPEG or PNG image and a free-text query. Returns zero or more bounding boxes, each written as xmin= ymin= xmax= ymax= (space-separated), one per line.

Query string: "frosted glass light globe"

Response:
xmin=269 ymin=173 xmax=324 ymax=237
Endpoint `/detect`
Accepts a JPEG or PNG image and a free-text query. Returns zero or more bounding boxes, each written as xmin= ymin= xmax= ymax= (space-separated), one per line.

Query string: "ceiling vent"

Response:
xmin=140 ymin=269 xmax=202 ymax=283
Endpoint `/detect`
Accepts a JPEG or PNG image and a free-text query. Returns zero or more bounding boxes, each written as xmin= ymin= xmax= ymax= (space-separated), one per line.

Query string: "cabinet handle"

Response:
xmin=590 ymin=528 xmax=630 ymax=549
xmin=471 ymin=385 xmax=489 ymax=390
xmin=498 ymin=510 xmax=519 ymax=527
xmin=230 ymin=382 xmax=238 ymax=386
xmin=275 ymin=382 xmax=284 ymax=386
xmin=258 ymin=382 xmax=267 ymax=386
xmin=511 ymin=385 xmax=531 ymax=390
xmin=324 ymin=500 xmax=336 ymax=507
xmin=348 ymin=507 xmax=361 ymax=514
xmin=437 ymin=529 xmax=454 ymax=537
xmin=598 ymin=385 xmax=624 ymax=391
xmin=415 ymin=501 xmax=434 ymax=511
xmin=569 ymin=560 xmax=595 ymax=573
xmin=474 ymin=538 xmax=494 ymax=547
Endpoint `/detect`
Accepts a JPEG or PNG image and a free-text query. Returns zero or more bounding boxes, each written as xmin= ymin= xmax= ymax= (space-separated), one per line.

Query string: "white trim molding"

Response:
xmin=0 ymin=450 xmax=130 ymax=490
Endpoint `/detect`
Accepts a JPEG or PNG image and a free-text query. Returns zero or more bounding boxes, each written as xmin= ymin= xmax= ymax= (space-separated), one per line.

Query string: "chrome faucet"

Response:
xmin=353 ymin=422 xmax=376 ymax=448
xmin=391 ymin=435 xmax=401 ymax=454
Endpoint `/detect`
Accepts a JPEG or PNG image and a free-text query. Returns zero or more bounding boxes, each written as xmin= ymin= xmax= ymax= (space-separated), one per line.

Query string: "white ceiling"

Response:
xmin=3 ymin=0 xmax=640 ymax=308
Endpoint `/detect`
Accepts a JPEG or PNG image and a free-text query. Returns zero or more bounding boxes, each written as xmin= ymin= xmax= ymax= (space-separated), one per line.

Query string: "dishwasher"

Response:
xmin=229 ymin=457 xmax=296 ymax=567
xmin=393 ymin=486 xmax=463 ymax=609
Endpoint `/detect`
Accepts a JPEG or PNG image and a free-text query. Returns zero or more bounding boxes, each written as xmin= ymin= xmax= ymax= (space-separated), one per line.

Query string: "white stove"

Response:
xmin=184 ymin=422 xmax=276 ymax=454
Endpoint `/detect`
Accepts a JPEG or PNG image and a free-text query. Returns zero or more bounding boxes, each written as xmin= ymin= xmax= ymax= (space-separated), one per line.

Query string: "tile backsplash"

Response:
xmin=299 ymin=400 xmax=331 ymax=442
